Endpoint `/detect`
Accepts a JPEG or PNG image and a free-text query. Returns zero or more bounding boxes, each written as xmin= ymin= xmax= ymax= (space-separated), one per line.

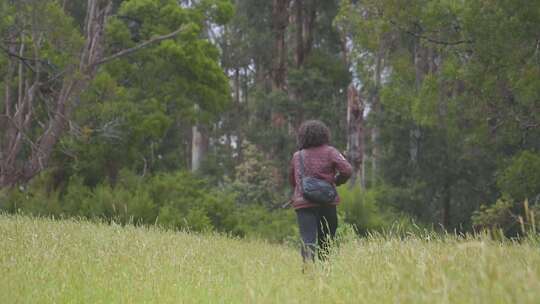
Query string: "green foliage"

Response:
xmin=2 ymin=0 xmax=539 ymax=241
xmin=0 ymin=169 xmax=296 ymax=241
xmin=197 ymin=0 xmax=234 ymax=25
xmin=335 ymin=0 xmax=540 ymax=231
xmin=471 ymin=198 xmax=516 ymax=237
xmin=411 ymin=75 xmax=440 ymax=127
xmin=338 ymin=185 xmax=417 ymax=235
xmin=227 ymin=143 xmax=286 ymax=208
xmin=497 ymin=151 xmax=540 ymax=203
xmin=232 ymin=205 xmax=296 ymax=242
xmin=106 ymin=0 xmax=232 ymax=119
xmin=472 ymin=198 xmax=540 ymax=238
xmin=473 ymin=150 xmax=540 ymax=237
xmin=338 ymin=186 xmax=387 ymax=233
xmin=45 ymin=0 xmax=234 ymax=187
xmin=288 ymin=50 xmax=350 ymax=142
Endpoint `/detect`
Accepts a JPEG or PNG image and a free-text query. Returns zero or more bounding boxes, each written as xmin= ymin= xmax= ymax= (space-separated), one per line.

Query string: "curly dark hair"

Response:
xmin=297 ymin=120 xmax=331 ymax=149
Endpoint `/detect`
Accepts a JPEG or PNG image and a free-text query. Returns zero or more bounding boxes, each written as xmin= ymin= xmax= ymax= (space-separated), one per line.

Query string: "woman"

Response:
xmin=289 ymin=120 xmax=352 ymax=262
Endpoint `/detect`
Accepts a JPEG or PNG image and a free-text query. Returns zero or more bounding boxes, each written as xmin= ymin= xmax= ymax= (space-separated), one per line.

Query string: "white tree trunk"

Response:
xmin=191 ymin=124 xmax=208 ymax=172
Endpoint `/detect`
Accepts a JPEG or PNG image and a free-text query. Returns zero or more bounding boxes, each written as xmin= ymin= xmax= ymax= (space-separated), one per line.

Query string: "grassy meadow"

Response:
xmin=1 ymin=215 xmax=540 ymax=303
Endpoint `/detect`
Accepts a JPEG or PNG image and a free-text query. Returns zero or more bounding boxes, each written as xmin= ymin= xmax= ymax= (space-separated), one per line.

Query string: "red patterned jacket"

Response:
xmin=288 ymin=144 xmax=352 ymax=209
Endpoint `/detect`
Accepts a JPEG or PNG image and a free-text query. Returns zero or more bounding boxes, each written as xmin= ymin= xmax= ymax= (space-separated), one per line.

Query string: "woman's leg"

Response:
xmin=317 ymin=205 xmax=337 ymax=261
xmin=295 ymin=208 xmax=319 ymax=262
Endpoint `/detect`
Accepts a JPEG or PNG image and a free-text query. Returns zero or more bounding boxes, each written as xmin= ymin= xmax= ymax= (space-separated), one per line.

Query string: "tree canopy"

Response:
xmin=1 ymin=0 xmax=539 ymax=238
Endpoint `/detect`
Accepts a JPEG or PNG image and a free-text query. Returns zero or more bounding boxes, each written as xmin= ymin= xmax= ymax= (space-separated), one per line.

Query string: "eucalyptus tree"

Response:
xmin=0 ymin=0 xmax=232 ymax=187
xmin=335 ymin=0 xmax=540 ymax=230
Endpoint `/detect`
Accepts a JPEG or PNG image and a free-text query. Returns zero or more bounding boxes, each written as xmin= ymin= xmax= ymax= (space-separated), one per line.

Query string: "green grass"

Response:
xmin=1 ymin=215 xmax=540 ymax=303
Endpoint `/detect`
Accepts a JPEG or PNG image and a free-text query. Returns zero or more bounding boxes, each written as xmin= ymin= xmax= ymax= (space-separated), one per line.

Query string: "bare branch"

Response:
xmin=92 ymin=26 xmax=187 ymax=67
xmin=0 ymin=45 xmax=36 ymax=72
xmin=0 ymin=114 xmax=41 ymax=157
xmin=17 ymin=41 xmax=25 ymax=107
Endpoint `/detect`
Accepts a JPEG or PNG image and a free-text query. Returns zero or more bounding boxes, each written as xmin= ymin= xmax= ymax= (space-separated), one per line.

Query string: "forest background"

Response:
xmin=0 ymin=0 xmax=539 ymax=241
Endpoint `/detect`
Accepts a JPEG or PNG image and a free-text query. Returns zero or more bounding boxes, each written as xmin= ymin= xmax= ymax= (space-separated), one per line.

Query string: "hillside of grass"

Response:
xmin=2 ymin=215 xmax=540 ymax=303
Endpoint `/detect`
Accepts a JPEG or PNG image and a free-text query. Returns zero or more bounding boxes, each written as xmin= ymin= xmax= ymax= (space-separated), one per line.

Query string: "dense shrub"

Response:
xmin=0 ymin=169 xmax=296 ymax=242
xmin=472 ymin=198 xmax=540 ymax=238
xmin=232 ymin=205 xmax=296 ymax=242
xmin=497 ymin=151 xmax=540 ymax=204
xmin=227 ymin=143 xmax=287 ymax=208
xmin=470 ymin=151 xmax=540 ymax=238
xmin=0 ymin=174 xmax=63 ymax=216
xmin=338 ymin=185 xmax=418 ymax=235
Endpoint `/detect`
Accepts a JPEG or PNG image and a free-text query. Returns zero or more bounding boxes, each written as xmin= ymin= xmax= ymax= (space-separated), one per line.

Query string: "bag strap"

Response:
xmin=299 ymin=150 xmax=305 ymax=181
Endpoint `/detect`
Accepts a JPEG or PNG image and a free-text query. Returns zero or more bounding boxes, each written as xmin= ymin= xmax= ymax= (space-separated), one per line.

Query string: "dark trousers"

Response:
xmin=295 ymin=206 xmax=337 ymax=262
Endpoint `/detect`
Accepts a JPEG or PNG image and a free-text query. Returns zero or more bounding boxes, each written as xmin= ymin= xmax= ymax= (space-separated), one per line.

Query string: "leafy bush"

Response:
xmin=338 ymin=185 xmax=418 ymax=235
xmin=232 ymin=205 xmax=296 ymax=242
xmin=471 ymin=151 xmax=540 ymax=238
xmin=472 ymin=198 xmax=540 ymax=238
xmin=497 ymin=151 xmax=540 ymax=203
xmin=0 ymin=174 xmax=63 ymax=217
xmin=339 ymin=186 xmax=386 ymax=233
xmin=0 ymin=169 xmax=296 ymax=241
xmin=227 ymin=143 xmax=287 ymax=208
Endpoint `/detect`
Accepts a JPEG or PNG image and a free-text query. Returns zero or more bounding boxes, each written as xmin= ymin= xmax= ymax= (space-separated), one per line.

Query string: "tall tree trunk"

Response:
xmin=0 ymin=41 xmax=17 ymax=185
xmin=303 ymin=0 xmax=316 ymax=58
xmin=271 ymin=0 xmax=290 ymax=92
xmin=293 ymin=0 xmax=316 ymax=68
xmin=290 ymin=0 xmax=316 ymax=130
xmin=347 ymin=83 xmax=365 ymax=188
xmin=233 ymin=67 xmax=245 ymax=162
xmin=254 ymin=58 xmax=268 ymax=91
xmin=234 ymin=68 xmax=240 ymax=104
xmin=437 ymin=52 xmax=452 ymax=230
xmin=270 ymin=0 xmax=290 ymax=131
xmin=441 ymin=181 xmax=451 ymax=229
xmin=370 ymin=48 xmax=383 ymax=185
xmin=295 ymin=0 xmax=304 ymax=68
xmin=23 ymin=0 xmax=112 ymax=182
xmin=339 ymin=27 xmax=365 ymax=188
xmin=1 ymin=27 xmax=45 ymax=185
xmin=191 ymin=124 xmax=208 ymax=172
xmin=410 ymin=37 xmax=426 ymax=164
